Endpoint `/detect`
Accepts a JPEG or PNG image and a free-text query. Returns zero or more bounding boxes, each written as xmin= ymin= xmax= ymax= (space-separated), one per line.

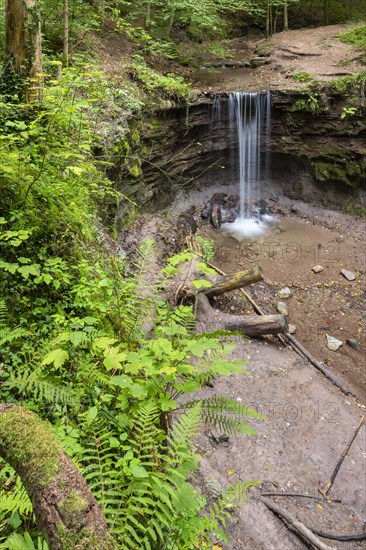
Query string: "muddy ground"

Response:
xmin=120 ymin=189 xmax=366 ymax=549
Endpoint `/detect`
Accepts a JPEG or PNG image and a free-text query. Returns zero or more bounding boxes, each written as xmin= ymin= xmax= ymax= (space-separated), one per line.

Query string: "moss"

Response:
xmin=129 ymin=163 xmax=141 ymax=178
xmin=313 ymin=159 xmax=362 ymax=186
xmin=130 ymin=126 xmax=140 ymax=146
xmin=346 ymin=200 xmax=366 ymax=217
xmin=0 ymin=406 xmax=62 ymax=487
xmin=57 ymin=524 xmax=118 ymax=550
xmin=59 ymin=491 xmax=89 ymax=527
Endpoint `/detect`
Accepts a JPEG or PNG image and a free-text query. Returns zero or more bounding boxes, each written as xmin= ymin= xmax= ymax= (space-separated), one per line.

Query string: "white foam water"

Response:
xmin=223 ymin=215 xmax=276 ymax=239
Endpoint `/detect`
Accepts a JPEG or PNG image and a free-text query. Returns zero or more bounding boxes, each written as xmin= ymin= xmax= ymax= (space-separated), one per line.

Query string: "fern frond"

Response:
xmin=6 ymin=369 xmax=79 ymax=407
xmin=0 ymin=299 xmax=30 ymax=347
xmin=183 ymin=397 xmax=263 ymax=435
xmin=0 ymin=478 xmax=32 ymax=517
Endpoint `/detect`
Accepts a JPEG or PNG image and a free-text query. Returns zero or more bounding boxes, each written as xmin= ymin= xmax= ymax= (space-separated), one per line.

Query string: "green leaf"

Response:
xmin=197 ymin=262 xmax=216 ymax=275
xmin=17 ymin=264 xmax=40 ymax=279
xmin=130 ymin=459 xmax=149 ymax=479
xmin=192 ymin=279 xmax=213 ymax=289
xmin=129 ymin=383 xmax=148 ymax=399
xmin=103 ymin=347 xmax=127 ymax=370
xmin=109 ymin=436 xmax=120 ymax=448
xmin=86 ymin=406 xmax=98 ymax=424
xmin=42 ymin=349 xmax=69 ymax=368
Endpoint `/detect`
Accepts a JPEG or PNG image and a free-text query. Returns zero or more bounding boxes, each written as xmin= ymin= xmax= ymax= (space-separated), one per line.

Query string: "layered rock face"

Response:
xmin=108 ymin=89 xmax=366 ymax=224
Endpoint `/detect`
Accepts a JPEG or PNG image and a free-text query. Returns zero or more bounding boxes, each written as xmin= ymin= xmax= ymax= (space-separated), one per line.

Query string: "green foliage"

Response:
xmin=339 ymin=25 xmax=366 ymax=50
xmin=0 ymin=9 xmax=262 ymax=548
xmin=340 ymin=106 xmax=358 ymax=118
xmin=129 ymin=55 xmax=190 ymax=100
xmin=195 ymin=235 xmax=215 ymax=263
xmin=290 ymin=71 xmax=314 ymax=82
xmin=328 ymin=71 xmax=366 ymax=94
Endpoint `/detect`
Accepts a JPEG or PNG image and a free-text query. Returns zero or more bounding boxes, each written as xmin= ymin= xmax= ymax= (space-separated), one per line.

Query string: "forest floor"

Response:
xmin=111 ymin=22 xmax=366 ymax=549
xmin=189 ymin=23 xmax=365 ymax=92
xmin=121 ymin=191 xmax=366 ymax=550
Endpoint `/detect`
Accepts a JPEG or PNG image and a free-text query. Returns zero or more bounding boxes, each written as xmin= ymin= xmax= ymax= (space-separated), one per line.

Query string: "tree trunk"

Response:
xmin=63 ymin=0 xmax=69 ymax=65
xmin=167 ymin=8 xmax=175 ymax=37
xmin=265 ymin=1 xmax=270 ymax=37
xmin=145 ymin=0 xmax=152 ymax=29
xmin=5 ymin=0 xmax=43 ymax=102
xmin=283 ymin=0 xmax=289 ymax=31
xmin=203 ymin=267 xmax=263 ymax=298
xmin=0 ymin=404 xmax=118 ymax=550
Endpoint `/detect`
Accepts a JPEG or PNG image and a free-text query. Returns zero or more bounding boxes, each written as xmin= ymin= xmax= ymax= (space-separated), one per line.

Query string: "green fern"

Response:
xmin=0 ymin=299 xmax=29 ymax=348
xmin=0 ymin=477 xmax=32 ymax=517
xmin=183 ymin=397 xmax=265 ymax=436
xmin=5 ymin=369 xmax=79 ymax=408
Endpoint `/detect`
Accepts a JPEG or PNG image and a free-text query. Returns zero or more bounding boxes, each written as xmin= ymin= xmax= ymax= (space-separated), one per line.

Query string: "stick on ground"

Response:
xmin=319 ymin=414 xmax=365 ymax=497
xmin=260 ymin=497 xmax=335 ymax=550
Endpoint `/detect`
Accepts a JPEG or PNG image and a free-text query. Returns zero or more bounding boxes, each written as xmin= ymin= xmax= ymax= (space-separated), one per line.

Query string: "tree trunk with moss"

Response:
xmin=0 ymin=404 xmax=118 ymax=550
xmin=5 ymin=0 xmax=43 ymax=101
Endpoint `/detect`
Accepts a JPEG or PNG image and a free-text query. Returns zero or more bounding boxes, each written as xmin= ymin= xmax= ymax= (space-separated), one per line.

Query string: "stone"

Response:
xmin=326 ymin=334 xmax=343 ymax=351
xmin=205 ymin=476 xmax=223 ymax=498
xmin=211 ymin=204 xmax=222 ymax=229
xmin=208 ymin=429 xmax=230 ymax=445
xmin=276 ymin=302 xmax=288 ymax=316
xmin=346 ymin=338 xmax=361 ymax=351
xmin=340 ymin=268 xmax=356 ymax=281
xmin=312 ymin=265 xmax=324 ymax=273
xmin=277 ymin=287 xmax=293 ymax=299
xmin=288 ymin=324 xmax=297 ymax=334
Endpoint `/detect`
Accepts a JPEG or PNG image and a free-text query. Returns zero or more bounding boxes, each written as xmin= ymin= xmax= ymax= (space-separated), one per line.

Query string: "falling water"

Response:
xmin=228 ymin=92 xmax=271 ymax=218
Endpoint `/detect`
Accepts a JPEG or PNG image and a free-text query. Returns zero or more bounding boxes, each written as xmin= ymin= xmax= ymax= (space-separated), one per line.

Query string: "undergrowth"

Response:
xmin=0 ymin=56 xmax=259 ymax=550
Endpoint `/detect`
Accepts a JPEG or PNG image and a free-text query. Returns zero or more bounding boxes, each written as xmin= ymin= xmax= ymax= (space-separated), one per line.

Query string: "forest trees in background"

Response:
xmin=2 ymin=0 xmax=43 ymax=101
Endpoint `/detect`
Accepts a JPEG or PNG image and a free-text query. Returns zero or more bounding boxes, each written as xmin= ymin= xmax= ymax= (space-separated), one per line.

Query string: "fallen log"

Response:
xmin=204 ymin=266 xmax=263 ymax=298
xmin=0 ymin=404 xmax=117 ymax=550
xmin=196 ymin=294 xmax=287 ymax=337
xmin=224 ymin=314 xmax=288 ymax=336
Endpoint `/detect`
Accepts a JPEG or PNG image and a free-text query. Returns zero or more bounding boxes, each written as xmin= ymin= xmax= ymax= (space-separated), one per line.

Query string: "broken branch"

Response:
xmin=260 ymin=497 xmax=335 ymax=550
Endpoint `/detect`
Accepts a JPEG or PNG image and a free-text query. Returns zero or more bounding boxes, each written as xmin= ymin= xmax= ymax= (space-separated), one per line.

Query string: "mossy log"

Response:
xmin=0 ymin=404 xmax=117 ymax=550
xmin=203 ymin=267 xmax=263 ymax=298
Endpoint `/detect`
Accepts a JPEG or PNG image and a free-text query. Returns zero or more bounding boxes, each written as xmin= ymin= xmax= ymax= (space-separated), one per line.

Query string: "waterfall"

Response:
xmin=228 ymin=92 xmax=271 ymax=219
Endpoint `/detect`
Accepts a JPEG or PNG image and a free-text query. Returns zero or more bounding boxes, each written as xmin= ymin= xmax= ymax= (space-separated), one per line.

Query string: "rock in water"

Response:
xmin=312 ymin=265 xmax=324 ymax=274
xmin=326 ymin=334 xmax=343 ymax=351
xmin=340 ymin=268 xmax=356 ymax=281
xmin=276 ymin=302 xmax=288 ymax=316
xmin=211 ymin=204 xmax=222 ymax=229
xmin=277 ymin=287 xmax=293 ymax=299
xmin=346 ymin=338 xmax=361 ymax=351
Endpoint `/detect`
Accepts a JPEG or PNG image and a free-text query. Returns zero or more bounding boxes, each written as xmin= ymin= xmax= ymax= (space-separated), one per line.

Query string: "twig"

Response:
xmin=311 ymin=528 xmax=366 ymax=542
xmin=260 ymin=497 xmax=335 ymax=550
xmin=260 ymin=492 xmax=341 ymax=503
xmin=319 ymin=414 xmax=365 ymax=497
xmin=285 ymin=334 xmax=352 ymax=396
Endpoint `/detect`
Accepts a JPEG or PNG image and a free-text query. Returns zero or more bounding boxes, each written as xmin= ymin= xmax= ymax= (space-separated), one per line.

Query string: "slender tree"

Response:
xmin=4 ymin=0 xmax=43 ymax=101
xmin=63 ymin=0 xmax=69 ymax=65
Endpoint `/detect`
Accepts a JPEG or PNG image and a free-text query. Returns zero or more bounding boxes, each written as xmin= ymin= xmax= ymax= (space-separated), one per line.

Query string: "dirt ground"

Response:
xmin=121 ymin=191 xmax=366 ymax=549
xmin=190 ymin=23 xmax=365 ymax=92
